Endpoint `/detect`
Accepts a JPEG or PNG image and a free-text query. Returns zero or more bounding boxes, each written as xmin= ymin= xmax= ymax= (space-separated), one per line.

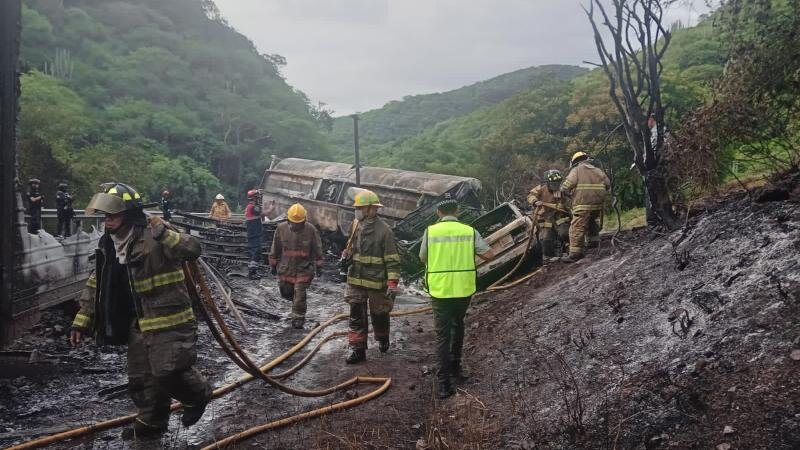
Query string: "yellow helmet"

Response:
xmin=352 ymin=189 xmax=383 ymax=207
xmin=287 ymin=203 xmax=307 ymax=223
xmin=571 ymin=151 xmax=589 ymax=163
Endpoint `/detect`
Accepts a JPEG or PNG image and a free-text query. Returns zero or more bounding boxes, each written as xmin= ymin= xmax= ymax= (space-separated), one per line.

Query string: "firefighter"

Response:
xmin=342 ymin=190 xmax=401 ymax=364
xmin=245 ymin=189 xmax=267 ymax=279
xmin=27 ymin=178 xmax=43 ymax=234
xmin=160 ymin=190 xmax=172 ymax=221
xmin=419 ymin=195 xmax=495 ymax=398
xmin=560 ymin=152 xmax=611 ymax=262
xmin=209 ymin=193 xmax=231 ymax=220
xmin=56 ymin=182 xmax=75 ymax=238
xmin=527 ymin=170 xmax=571 ymax=259
xmin=269 ymin=203 xmax=324 ymax=329
xmin=69 ymin=183 xmax=212 ymax=439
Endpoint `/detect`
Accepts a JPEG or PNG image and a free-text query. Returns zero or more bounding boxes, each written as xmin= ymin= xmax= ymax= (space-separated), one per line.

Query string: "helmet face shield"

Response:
xmin=85 ymin=192 xmax=126 ymax=215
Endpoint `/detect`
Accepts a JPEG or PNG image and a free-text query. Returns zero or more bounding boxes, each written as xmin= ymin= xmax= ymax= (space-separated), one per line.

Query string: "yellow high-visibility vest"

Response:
xmin=425 ymin=220 xmax=476 ymax=299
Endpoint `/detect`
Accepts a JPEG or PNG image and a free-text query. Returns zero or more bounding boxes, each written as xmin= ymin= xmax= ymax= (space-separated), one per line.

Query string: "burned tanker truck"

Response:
xmin=259 ymin=157 xmax=540 ymax=288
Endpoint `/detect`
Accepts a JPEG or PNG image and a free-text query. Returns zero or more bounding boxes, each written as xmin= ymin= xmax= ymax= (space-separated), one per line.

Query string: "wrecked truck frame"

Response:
xmin=258 ymin=158 xmax=540 ymax=288
xmin=259 ymin=157 xmax=483 ymax=240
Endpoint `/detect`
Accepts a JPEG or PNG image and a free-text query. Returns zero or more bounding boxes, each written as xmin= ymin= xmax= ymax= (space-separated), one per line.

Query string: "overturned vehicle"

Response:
xmin=258 ymin=158 xmax=541 ymax=289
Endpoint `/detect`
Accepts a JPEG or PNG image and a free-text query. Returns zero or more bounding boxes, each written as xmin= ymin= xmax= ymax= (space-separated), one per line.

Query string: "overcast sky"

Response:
xmin=214 ymin=1 xmax=713 ymax=116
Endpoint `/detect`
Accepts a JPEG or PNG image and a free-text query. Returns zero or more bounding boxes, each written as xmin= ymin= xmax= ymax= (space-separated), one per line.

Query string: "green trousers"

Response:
xmin=431 ymin=297 xmax=471 ymax=383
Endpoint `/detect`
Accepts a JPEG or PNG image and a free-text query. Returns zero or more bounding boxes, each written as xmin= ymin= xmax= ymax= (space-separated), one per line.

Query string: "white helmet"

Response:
xmin=215 ymin=194 xmax=225 ymax=200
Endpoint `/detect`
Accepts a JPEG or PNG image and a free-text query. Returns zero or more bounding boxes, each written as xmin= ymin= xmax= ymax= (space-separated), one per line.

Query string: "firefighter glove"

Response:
xmin=148 ymin=216 xmax=166 ymax=239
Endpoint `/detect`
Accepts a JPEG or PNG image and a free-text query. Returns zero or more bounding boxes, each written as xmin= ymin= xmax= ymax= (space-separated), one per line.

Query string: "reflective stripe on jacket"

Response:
xmin=71 ymin=225 xmax=201 ymax=337
xmin=425 ymin=220 xmax=477 ymax=299
xmin=346 ymin=216 xmax=400 ymax=290
xmin=562 ymin=161 xmax=611 ymax=212
xmin=526 ymin=184 xmax=570 ymax=226
xmin=269 ymin=222 xmax=324 ymax=284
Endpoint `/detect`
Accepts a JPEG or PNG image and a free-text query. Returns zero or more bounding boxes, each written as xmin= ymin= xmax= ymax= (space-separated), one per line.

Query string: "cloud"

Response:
xmin=214 ymin=0 xmax=713 ymax=115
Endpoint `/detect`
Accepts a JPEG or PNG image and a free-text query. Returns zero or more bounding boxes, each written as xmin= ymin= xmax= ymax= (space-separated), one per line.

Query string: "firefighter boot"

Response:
xmin=540 ymin=239 xmax=556 ymax=260
xmin=438 ymin=378 xmax=455 ymax=399
xmin=345 ymin=348 xmax=366 ymax=364
xmin=451 ymin=360 xmax=470 ymax=383
xmin=122 ymin=419 xmax=167 ymax=440
xmin=378 ymin=339 xmax=390 ymax=353
xmin=560 ymin=252 xmax=584 ymax=263
xmin=181 ymin=401 xmax=208 ymax=427
xmin=291 ymin=318 xmax=304 ymax=329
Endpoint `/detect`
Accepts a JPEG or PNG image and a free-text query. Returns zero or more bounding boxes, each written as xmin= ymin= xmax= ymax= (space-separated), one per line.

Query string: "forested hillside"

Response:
xmin=334 ymin=21 xmax=725 ymax=210
xmin=329 ymin=65 xmax=587 ymax=161
xmin=19 ymin=0 xmax=332 ymax=209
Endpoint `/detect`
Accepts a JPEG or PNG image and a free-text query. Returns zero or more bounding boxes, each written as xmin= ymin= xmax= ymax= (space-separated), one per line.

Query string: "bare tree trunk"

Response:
xmin=584 ymin=0 xmax=682 ymax=230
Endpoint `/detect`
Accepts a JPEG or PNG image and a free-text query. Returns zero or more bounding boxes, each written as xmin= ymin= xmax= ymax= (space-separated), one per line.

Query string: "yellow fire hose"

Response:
xmin=6 ymin=262 xmax=432 ymax=450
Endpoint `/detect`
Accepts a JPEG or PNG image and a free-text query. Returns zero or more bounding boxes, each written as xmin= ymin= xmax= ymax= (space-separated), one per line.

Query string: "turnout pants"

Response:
xmin=568 ymin=210 xmax=602 ymax=255
xmin=539 ymin=222 xmax=570 ymax=257
xmin=431 ymin=297 xmax=471 ymax=382
xmin=345 ymin=284 xmax=395 ymax=349
xmin=127 ymin=323 xmax=212 ymax=431
xmin=279 ymin=281 xmax=309 ymax=319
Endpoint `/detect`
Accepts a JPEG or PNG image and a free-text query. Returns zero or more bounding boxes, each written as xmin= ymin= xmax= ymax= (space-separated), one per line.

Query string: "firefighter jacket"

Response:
xmin=526 ymin=184 xmax=570 ymax=228
xmin=269 ymin=222 xmax=324 ymax=284
xmin=562 ymin=161 xmax=611 ymax=213
xmin=346 ymin=216 xmax=401 ymax=290
xmin=72 ymin=225 xmax=201 ymax=344
xmin=209 ymin=201 xmax=231 ymax=220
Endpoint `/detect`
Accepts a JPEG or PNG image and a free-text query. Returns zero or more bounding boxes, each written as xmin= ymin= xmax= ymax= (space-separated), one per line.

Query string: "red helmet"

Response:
xmin=162 ymin=190 xmax=171 ymax=197
xmin=247 ymin=189 xmax=259 ymax=200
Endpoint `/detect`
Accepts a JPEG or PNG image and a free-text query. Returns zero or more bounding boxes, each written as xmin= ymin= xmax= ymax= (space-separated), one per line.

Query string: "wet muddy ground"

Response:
xmin=0 ymin=265 xmax=440 ymax=449
xmin=2 ymin=186 xmax=798 ymax=449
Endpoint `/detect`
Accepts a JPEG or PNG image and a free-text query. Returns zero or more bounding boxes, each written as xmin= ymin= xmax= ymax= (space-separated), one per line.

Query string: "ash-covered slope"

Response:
xmin=461 ymin=190 xmax=800 ymax=449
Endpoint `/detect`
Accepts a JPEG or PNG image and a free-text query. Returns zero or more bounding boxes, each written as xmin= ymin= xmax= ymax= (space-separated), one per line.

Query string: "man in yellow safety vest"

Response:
xmin=419 ymin=194 xmax=495 ymax=398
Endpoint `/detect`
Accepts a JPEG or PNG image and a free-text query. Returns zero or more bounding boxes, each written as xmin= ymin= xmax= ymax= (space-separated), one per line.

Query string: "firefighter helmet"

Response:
xmin=545 ymin=170 xmax=563 ymax=183
xmin=85 ymin=183 xmax=143 ymax=215
xmin=571 ymin=151 xmax=589 ymax=164
xmin=287 ymin=203 xmax=307 ymax=223
xmin=247 ymin=189 xmax=259 ymax=200
xmin=215 ymin=193 xmax=225 ymax=200
xmin=352 ymin=190 xmax=383 ymax=207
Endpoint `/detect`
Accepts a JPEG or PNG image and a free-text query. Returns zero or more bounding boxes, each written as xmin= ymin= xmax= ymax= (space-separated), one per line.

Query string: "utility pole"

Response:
xmin=351 ymin=114 xmax=360 ymax=187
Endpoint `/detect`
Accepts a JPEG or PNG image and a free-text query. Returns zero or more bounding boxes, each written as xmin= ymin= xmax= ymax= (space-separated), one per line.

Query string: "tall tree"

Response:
xmin=584 ymin=0 xmax=682 ymax=229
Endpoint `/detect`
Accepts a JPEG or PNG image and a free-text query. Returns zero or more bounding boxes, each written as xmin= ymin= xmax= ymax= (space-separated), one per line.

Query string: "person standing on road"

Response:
xmin=342 ymin=190 xmax=401 ymax=364
xmin=56 ymin=182 xmax=75 ymax=238
xmin=160 ymin=189 xmax=172 ymax=221
xmin=419 ymin=195 xmax=495 ymax=398
xmin=69 ymin=182 xmax=212 ymax=439
xmin=560 ymin=152 xmax=611 ymax=262
xmin=269 ymin=203 xmax=324 ymax=329
xmin=527 ymin=169 xmax=571 ymax=260
xmin=27 ymin=178 xmax=43 ymax=234
xmin=245 ymin=189 xmax=266 ymax=279
xmin=209 ymin=193 xmax=231 ymax=221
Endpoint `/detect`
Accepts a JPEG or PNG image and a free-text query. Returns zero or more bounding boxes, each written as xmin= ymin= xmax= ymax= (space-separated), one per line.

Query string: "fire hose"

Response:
xmin=7 ymin=260 xmax=432 ymax=450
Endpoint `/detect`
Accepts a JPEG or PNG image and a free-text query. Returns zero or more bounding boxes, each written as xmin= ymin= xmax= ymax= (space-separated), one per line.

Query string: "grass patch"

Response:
xmin=603 ymin=207 xmax=646 ymax=232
